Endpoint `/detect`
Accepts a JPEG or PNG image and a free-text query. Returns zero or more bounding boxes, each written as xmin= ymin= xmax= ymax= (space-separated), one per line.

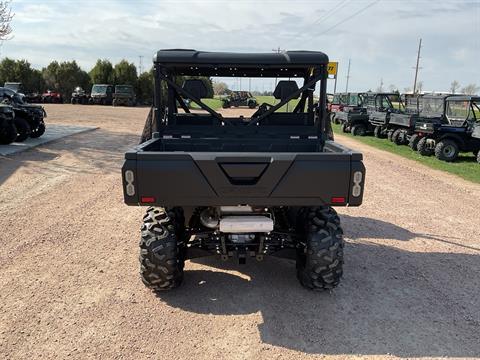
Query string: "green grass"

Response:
xmin=332 ymin=123 xmax=480 ymax=184
xmin=190 ymin=98 xmax=224 ymax=110
xmin=255 ymin=95 xmax=303 ymax=112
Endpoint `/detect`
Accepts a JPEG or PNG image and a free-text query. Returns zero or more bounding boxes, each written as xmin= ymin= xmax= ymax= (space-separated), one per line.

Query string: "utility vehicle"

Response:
xmin=364 ymin=92 xmax=403 ymax=138
xmin=0 ymin=103 xmax=16 ymax=144
xmin=329 ymin=93 xmax=348 ymax=123
xmin=333 ymin=93 xmax=367 ymax=131
xmin=89 ymin=84 xmax=114 ymax=105
xmin=122 ymin=49 xmax=366 ymax=291
xmin=113 ymin=85 xmax=136 ymax=107
xmin=222 ymin=91 xmax=257 ymax=109
xmin=71 ymin=86 xmax=89 ymax=104
xmin=387 ymin=93 xmax=423 ymax=147
xmin=42 ymin=90 xmax=63 ymax=104
xmin=414 ymin=95 xmax=480 ymax=162
xmin=0 ymin=87 xmax=47 ymax=141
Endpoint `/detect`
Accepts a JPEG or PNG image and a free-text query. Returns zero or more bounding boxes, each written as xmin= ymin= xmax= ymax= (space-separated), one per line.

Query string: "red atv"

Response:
xmin=42 ymin=90 xmax=63 ymax=104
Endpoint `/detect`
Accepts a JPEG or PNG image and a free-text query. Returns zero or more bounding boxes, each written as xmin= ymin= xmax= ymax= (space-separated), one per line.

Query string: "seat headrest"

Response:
xmin=182 ymin=79 xmax=208 ymax=99
xmin=273 ymin=80 xmax=299 ymax=100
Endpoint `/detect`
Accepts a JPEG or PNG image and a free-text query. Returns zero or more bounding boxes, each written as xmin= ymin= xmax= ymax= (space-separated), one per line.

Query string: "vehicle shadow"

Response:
xmin=0 ymin=129 xmax=139 ymax=187
xmin=158 ymin=242 xmax=479 ymax=357
xmin=341 ymin=214 xmax=480 ymax=251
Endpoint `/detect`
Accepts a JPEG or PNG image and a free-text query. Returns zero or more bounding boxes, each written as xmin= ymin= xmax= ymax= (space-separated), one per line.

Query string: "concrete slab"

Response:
xmin=0 ymin=124 xmax=98 ymax=156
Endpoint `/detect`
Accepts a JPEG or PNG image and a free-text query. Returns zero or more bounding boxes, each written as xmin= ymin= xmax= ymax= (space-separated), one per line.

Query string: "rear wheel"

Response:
xmin=374 ymin=126 xmax=383 ymax=138
xmin=30 ymin=122 xmax=46 ymax=138
xmin=14 ymin=117 xmax=31 ymax=142
xmin=0 ymin=123 xmax=17 ymax=144
xmin=341 ymin=123 xmax=348 ymax=133
xmin=435 ymin=139 xmax=459 ymax=162
xmin=417 ymin=137 xmax=434 ymax=156
xmin=296 ymin=206 xmax=344 ymax=290
xmin=139 ymin=207 xmax=186 ymax=291
xmin=392 ymin=129 xmax=403 ymax=145
xmin=351 ymin=125 xmax=366 ymax=136
xmin=409 ymin=134 xmax=420 ymax=150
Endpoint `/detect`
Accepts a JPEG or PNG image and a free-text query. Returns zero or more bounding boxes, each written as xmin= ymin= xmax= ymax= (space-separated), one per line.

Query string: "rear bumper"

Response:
xmin=122 ymin=145 xmax=365 ymax=207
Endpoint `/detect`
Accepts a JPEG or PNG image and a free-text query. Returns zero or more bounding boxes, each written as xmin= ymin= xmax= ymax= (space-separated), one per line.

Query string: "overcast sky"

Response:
xmin=2 ymin=0 xmax=479 ymax=93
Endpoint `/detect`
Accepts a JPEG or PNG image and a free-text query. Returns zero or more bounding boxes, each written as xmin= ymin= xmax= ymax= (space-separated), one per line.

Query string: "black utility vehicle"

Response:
xmin=122 ymin=49 xmax=366 ymax=291
xmin=0 ymin=87 xmax=46 ymax=141
xmin=113 ymin=85 xmax=136 ymax=107
xmin=364 ymin=92 xmax=403 ymax=138
xmin=89 ymin=84 xmax=114 ymax=105
xmin=222 ymin=91 xmax=257 ymax=108
xmin=414 ymin=95 xmax=480 ymax=162
xmin=0 ymin=103 xmax=16 ymax=144
xmin=71 ymin=86 xmax=89 ymax=104
xmin=387 ymin=93 xmax=423 ymax=147
xmin=334 ymin=93 xmax=368 ymax=134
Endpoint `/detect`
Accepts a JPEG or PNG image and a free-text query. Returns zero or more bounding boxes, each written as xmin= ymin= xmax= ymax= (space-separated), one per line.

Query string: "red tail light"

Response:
xmin=331 ymin=197 xmax=345 ymax=204
xmin=141 ymin=196 xmax=155 ymax=203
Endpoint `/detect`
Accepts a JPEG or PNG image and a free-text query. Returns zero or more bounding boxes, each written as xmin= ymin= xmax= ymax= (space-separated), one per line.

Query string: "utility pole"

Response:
xmin=138 ymin=55 xmax=144 ymax=75
xmin=412 ymin=38 xmax=422 ymax=94
xmin=345 ymin=59 xmax=351 ymax=92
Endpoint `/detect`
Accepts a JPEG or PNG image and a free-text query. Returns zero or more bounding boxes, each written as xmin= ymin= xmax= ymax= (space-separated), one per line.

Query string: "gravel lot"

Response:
xmin=0 ymin=104 xmax=479 ymax=359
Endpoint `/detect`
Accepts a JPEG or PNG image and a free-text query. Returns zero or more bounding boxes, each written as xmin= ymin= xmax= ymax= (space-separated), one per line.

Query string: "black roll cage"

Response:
xmin=153 ymin=63 xmax=329 ymax=139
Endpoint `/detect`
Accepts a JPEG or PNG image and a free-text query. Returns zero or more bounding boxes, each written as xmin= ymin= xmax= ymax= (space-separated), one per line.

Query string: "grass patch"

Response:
xmin=332 ymin=123 xmax=480 ymax=184
xmin=255 ymin=95 xmax=303 ymax=112
xmin=190 ymin=98 xmax=224 ymax=110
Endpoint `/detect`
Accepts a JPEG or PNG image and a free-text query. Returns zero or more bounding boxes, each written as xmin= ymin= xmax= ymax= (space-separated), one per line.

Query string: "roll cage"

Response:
xmin=153 ymin=49 xmax=330 ymax=140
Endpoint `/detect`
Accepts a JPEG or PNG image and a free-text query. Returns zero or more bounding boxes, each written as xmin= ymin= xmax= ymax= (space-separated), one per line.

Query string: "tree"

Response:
xmin=136 ymin=69 xmax=154 ymax=105
xmin=375 ymin=78 xmax=384 ymax=92
xmin=450 ymin=80 xmax=460 ymax=94
xmin=460 ymin=84 xmax=479 ymax=95
xmin=388 ymin=84 xmax=397 ymax=92
xmin=212 ymin=81 xmax=229 ymax=95
xmin=114 ymin=60 xmax=137 ymax=86
xmin=0 ymin=58 xmax=45 ymax=93
xmin=0 ymin=1 xmax=13 ymax=41
xmin=42 ymin=60 xmax=91 ymax=97
xmin=89 ymin=59 xmax=114 ymax=84
xmin=403 ymin=87 xmax=412 ymax=93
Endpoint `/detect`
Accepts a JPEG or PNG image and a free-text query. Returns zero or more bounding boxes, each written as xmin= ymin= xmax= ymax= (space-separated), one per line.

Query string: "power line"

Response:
xmin=318 ymin=0 xmax=381 ymax=36
xmin=313 ymin=0 xmax=350 ymax=25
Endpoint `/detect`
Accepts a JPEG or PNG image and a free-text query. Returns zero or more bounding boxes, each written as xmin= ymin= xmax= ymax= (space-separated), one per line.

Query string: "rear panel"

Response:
xmin=122 ymin=151 xmax=365 ymax=207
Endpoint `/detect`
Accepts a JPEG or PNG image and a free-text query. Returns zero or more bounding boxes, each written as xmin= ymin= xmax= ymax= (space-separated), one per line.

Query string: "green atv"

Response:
xmin=113 ymin=85 xmax=136 ymax=107
xmin=222 ymin=91 xmax=257 ymax=109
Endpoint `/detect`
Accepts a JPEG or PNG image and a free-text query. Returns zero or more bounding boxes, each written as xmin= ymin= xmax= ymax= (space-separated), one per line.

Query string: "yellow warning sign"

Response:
xmin=327 ymin=62 xmax=338 ymax=76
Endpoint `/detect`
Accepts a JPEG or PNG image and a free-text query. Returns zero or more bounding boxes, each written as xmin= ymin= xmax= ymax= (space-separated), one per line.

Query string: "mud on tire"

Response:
xmin=417 ymin=136 xmax=434 ymax=156
xmin=296 ymin=206 xmax=344 ymax=291
xmin=139 ymin=207 xmax=186 ymax=291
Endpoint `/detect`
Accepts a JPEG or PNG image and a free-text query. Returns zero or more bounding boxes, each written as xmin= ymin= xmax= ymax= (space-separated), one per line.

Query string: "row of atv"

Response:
xmin=0 ymin=87 xmax=47 ymax=145
xmin=71 ymin=84 xmax=137 ymax=106
xmin=330 ymin=92 xmax=480 ymax=163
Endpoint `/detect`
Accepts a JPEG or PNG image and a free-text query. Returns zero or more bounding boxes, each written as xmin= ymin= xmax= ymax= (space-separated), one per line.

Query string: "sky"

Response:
xmin=2 ymin=0 xmax=479 ymax=94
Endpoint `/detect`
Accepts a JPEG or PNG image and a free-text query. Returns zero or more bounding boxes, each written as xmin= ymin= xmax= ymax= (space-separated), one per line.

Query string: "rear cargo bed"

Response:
xmin=122 ymin=139 xmax=365 ymax=207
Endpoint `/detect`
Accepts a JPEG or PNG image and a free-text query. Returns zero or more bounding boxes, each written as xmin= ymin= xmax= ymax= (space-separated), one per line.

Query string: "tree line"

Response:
xmin=0 ymin=58 xmax=214 ymax=104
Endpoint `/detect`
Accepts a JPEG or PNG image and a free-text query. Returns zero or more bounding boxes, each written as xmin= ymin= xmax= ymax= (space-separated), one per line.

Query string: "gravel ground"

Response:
xmin=0 ymin=104 xmax=479 ymax=359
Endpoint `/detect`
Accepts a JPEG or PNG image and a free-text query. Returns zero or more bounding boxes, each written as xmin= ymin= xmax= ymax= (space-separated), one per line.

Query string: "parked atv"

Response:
xmin=42 ymin=90 xmax=63 ymax=104
xmin=89 ymin=84 xmax=114 ymax=105
xmin=0 ymin=87 xmax=47 ymax=141
xmin=386 ymin=94 xmax=423 ymax=147
xmin=113 ymin=85 xmax=136 ymax=107
xmin=124 ymin=49 xmax=365 ymax=292
xmin=334 ymin=93 xmax=365 ymax=127
xmin=71 ymin=87 xmax=89 ymax=104
xmin=222 ymin=91 xmax=257 ymax=108
xmin=414 ymin=95 xmax=480 ymax=162
xmin=363 ymin=92 xmax=404 ymax=138
xmin=0 ymin=103 xmax=16 ymax=144
xmin=329 ymin=93 xmax=348 ymax=124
